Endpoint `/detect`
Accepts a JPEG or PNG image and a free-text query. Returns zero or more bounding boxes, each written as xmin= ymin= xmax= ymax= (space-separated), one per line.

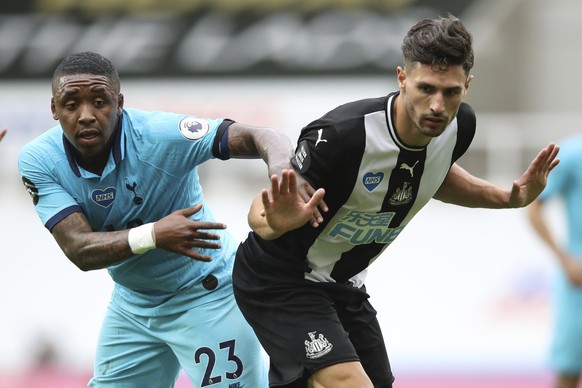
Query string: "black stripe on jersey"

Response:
xmin=452 ymin=103 xmax=476 ymax=163
xmin=285 ymin=116 xmax=369 ymax=260
xmin=383 ymin=148 xmax=426 ymax=225
xmin=330 ymin=147 xmax=427 ymax=283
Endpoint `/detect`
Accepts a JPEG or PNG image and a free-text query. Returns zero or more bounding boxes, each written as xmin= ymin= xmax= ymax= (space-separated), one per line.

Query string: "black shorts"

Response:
xmin=233 ymin=233 xmax=394 ymax=388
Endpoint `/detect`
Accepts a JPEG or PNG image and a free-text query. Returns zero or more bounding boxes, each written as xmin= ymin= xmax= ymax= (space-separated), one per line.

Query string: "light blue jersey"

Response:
xmin=18 ymin=108 xmax=237 ymax=316
xmin=539 ymin=134 xmax=582 ymax=375
xmin=540 ymin=134 xmax=582 ymax=255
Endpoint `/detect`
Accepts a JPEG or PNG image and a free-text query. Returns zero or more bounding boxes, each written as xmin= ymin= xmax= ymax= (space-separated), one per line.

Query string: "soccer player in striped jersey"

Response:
xmin=232 ymin=14 xmax=560 ymax=388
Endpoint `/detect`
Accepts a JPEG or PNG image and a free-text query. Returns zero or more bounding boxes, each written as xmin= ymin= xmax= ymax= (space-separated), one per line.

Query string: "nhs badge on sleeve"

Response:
xmin=179 ymin=117 xmax=209 ymax=140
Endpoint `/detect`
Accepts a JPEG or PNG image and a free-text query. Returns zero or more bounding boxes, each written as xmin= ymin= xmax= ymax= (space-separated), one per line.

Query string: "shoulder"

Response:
xmin=123 ymin=107 xmax=220 ymax=142
xmin=122 ymin=108 xmax=181 ymax=133
xmin=456 ymin=102 xmax=476 ymax=130
xmin=301 ymin=95 xmax=389 ymax=139
xmin=19 ymin=126 xmax=64 ymax=164
xmin=318 ymin=95 xmax=388 ymax=124
xmin=556 ymin=134 xmax=582 ymax=165
xmin=560 ymin=134 xmax=582 ymax=151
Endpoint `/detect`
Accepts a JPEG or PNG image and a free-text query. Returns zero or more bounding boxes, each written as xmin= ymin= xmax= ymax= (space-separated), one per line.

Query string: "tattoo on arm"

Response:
xmin=227 ymin=124 xmax=260 ymax=157
xmin=227 ymin=123 xmax=294 ymax=176
xmin=51 ymin=212 xmax=134 ymax=271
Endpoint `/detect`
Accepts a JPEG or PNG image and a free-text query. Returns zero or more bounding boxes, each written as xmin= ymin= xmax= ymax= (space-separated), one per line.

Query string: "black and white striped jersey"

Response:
xmin=260 ymin=91 xmax=476 ymax=286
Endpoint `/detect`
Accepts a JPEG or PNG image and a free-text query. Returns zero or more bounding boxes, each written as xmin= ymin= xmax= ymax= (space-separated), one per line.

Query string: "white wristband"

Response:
xmin=128 ymin=222 xmax=156 ymax=254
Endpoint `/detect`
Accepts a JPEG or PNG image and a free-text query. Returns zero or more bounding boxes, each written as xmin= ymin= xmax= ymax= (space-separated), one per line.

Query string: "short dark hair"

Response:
xmin=52 ymin=52 xmax=120 ymax=93
xmin=401 ymin=14 xmax=474 ymax=74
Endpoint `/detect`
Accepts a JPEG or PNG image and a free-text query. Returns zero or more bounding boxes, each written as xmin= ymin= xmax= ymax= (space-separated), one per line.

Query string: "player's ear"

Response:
xmin=117 ymin=93 xmax=124 ymax=116
xmin=463 ymin=74 xmax=474 ymax=97
xmin=50 ymin=97 xmax=58 ymax=120
xmin=396 ymin=66 xmax=406 ymax=90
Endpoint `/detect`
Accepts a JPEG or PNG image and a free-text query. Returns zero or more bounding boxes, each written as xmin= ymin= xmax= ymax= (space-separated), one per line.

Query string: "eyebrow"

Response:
xmin=417 ymin=82 xmax=463 ymax=92
xmin=60 ymin=84 xmax=109 ymax=98
xmin=445 ymin=86 xmax=463 ymax=93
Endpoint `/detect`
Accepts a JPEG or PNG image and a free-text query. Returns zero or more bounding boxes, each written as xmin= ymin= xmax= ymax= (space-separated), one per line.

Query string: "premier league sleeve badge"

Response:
xmin=179 ymin=117 xmax=210 ymax=140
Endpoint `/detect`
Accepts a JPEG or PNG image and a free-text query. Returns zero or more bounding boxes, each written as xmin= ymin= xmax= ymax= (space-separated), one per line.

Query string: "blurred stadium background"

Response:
xmin=1 ymin=0 xmax=581 ymax=387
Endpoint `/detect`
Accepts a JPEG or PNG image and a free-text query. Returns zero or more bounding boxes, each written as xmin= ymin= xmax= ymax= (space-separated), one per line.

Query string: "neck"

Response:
xmin=392 ymin=94 xmax=430 ymax=148
xmin=76 ymin=148 xmax=111 ymax=176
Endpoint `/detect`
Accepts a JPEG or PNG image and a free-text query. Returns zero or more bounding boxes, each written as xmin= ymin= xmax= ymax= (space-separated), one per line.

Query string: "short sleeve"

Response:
xmin=18 ymin=142 xmax=82 ymax=230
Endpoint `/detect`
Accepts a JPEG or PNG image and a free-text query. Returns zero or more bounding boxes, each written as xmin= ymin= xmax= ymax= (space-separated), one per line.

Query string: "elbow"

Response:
xmin=63 ymin=249 xmax=98 ymax=272
xmin=75 ymin=262 xmax=95 ymax=272
xmin=68 ymin=255 xmax=94 ymax=272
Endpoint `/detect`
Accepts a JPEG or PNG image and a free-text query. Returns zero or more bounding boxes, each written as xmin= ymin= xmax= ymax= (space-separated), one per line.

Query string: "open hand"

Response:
xmin=509 ymin=142 xmax=560 ymax=207
xmin=261 ymin=169 xmax=325 ymax=235
xmin=154 ymin=204 xmax=226 ymax=261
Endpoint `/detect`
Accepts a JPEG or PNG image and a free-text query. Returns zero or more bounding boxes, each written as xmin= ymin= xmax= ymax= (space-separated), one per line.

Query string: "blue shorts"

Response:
xmin=88 ymin=293 xmax=268 ymax=387
xmin=550 ymin=273 xmax=582 ymax=374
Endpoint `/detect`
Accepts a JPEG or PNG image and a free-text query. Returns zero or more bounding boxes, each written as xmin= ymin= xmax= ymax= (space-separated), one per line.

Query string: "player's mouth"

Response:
xmin=77 ymin=128 xmax=101 ymax=145
xmin=423 ymin=116 xmax=446 ymax=128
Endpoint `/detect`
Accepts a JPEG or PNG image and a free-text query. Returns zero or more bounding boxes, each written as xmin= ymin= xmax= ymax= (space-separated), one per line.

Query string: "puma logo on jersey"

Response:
xmin=400 ymin=161 xmax=419 ymax=177
xmin=315 ymin=128 xmax=327 ymax=146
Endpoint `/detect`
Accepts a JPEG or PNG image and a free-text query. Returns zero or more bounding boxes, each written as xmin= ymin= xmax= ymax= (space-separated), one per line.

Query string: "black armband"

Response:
xmin=212 ymin=119 xmax=235 ymax=160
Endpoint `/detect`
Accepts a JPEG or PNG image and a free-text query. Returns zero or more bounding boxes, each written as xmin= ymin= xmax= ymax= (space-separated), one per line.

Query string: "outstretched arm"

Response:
xmin=227 ymin=122 xmax=294 ymax=177
xmin=434 ymin=142 xmax=560 ymax=208
xmin=249 ymin=170 xmax=325 ymax=240
xmin=227 ymin=122 xmax=328 ymax=218
xmin=528 ymin=199 xmax=582 ymax=286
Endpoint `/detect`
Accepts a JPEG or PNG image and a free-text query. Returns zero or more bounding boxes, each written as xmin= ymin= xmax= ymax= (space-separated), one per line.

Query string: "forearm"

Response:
xmin=528 ymin=200 xmax=569 ymax=266
xmin=433 ymin=164 xmax=511 ymax=208
xmin=52 ymin=212 xmax=137 ymax=271
xmin=228 ymin=123 xmax=294 ymax=176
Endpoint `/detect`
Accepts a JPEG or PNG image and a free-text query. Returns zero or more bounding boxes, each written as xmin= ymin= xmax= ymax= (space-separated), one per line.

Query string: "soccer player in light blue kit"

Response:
xmin=529 ymin=134 xmax=582 ymax=388
xmin=18 ymin=52 xmax=295 ymax=387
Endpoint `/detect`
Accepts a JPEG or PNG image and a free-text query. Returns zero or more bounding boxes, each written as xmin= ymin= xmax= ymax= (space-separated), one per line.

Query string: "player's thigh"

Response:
xmin=340 ymin=301 xmax=393 ymax=386
xmin=89 ymin=304 xmax=181 ymax=387
xmin=309 ymin=361 xmax=373 ymax=388
xmin=169 ymin=294 xmax=268 ymax=388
